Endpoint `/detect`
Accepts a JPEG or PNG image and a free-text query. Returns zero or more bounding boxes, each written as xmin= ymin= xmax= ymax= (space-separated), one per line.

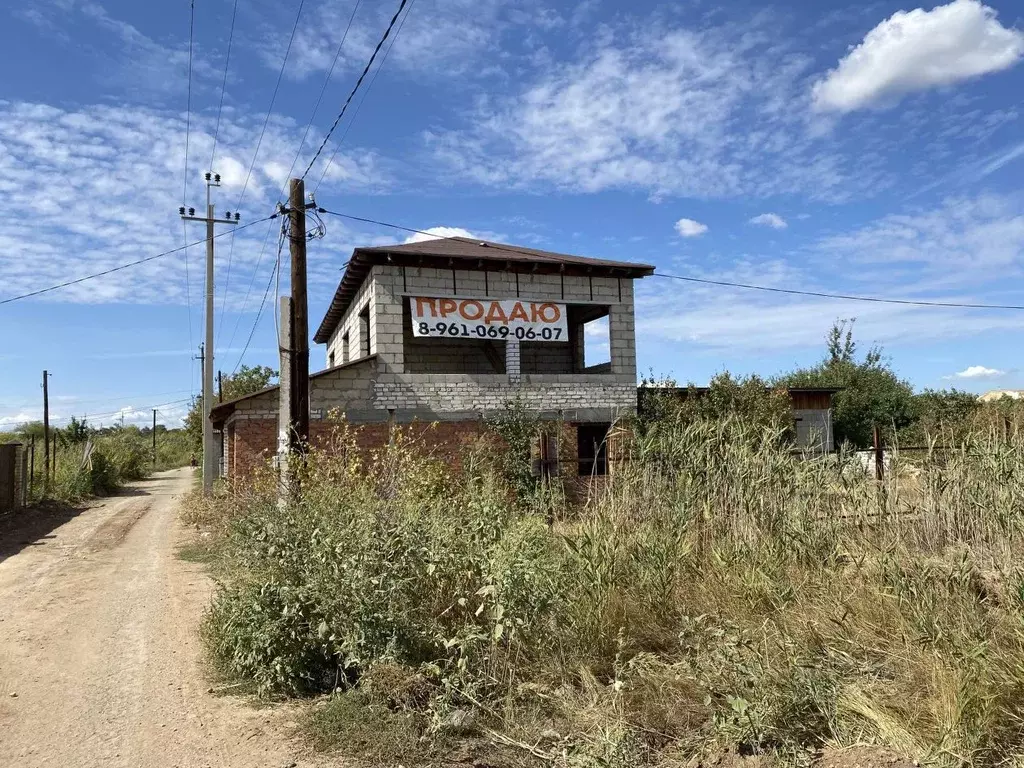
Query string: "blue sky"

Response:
xmin=1 ymin=0 xmax=1023 ymax=428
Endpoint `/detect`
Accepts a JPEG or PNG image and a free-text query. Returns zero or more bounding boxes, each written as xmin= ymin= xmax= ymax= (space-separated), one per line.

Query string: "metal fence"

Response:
xmin=0 ymin=443 xmax=29 ymax=513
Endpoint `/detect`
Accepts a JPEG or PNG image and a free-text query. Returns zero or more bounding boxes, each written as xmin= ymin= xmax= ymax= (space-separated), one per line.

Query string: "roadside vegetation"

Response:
xmin=191 ymin=324 xmax=1024 ymax=767
xmin=2 ymin=419 xmax=193 ymax=503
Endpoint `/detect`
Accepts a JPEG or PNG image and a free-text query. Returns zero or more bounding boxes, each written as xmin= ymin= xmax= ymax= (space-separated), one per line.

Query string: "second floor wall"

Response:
xmin=324 ymin=264 xmax=638 ymax=383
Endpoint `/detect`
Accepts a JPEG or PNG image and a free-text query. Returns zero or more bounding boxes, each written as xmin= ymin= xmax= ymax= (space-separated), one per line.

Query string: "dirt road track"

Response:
xmin=0 ymin=468 xmax=333 ymax=768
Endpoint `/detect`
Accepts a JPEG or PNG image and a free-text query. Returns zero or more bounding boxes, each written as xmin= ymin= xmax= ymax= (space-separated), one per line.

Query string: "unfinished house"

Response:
xmin=212 ymin=237 xmax=655 ymax=481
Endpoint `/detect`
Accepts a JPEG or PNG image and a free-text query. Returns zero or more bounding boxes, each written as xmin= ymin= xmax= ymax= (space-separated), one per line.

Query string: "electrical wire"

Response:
xmin=48 ymin=398 xmax=194 ymax=428
xmin=209 ymin=0 xmax=240 ymax=170
xmin=230 ymin=0 xmax=306 ymax=214
xmin=281 ymin=0 xmax=362 ymax=186
xmin=652 ymin=272 xmax=1024 ymax=310
xmin=314 ymin=0 xmax=413 ymax=194
xmin=0 ymin=216 xmax=274 ymax=306
xmin=223 ymin=217 xmax=279 ymax=353
xmin=182 ymin=0 xmax=197 ymax=394
xmin=316 ymin=209 xmax=1024 ymax=311
xmin=300 ymin=0 xmax=409 ymax=181
xmin=231 ymin=224 xmax=287 ymax=375
xmin=218 ymin=0 xmax=355 ymax=349
xmin=217 ymin=0 xmax=306 ymax=344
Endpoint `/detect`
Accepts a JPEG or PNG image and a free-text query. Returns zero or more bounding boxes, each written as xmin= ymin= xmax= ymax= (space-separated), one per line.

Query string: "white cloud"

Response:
xmin=951 ymin=365 xmax=1005 ymax=378
xmin=749 ymin=213 xmax=788 ymax=229
xmin=812 ymin=0 xmax=1024 ymax=113
xmin=675 ymin=218 xmax=709 ymax=238
xmin=0 ymin=101 xmax=385 ymax=309
xmin=634 ymin=194 xmax=1024 ymax=354
xmin=402 ymin=226 xmax=477 ymax=244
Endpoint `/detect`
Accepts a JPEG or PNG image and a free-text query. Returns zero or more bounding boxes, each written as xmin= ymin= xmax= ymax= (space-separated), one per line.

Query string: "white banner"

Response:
xmin=410 ymin=296 xmax=568 ymax=342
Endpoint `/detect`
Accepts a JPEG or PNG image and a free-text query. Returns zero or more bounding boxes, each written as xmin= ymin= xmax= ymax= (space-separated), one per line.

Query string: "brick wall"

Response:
xmin=225 ymin=416 xmax=493 ymax=482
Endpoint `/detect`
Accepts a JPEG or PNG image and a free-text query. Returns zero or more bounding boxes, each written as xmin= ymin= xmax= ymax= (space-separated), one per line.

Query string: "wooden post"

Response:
xmin=152 ymin=409 xmax=158 ymax=467
xmin=29 ymin=435 xmax=35 ymax=500
xmin=288 ymin=178 xmax=309 ymax=454
xmin=872 ymin=425 xmax=884 ymax=482
xmin=42 ymin=370 xmax=50 ymax=490
xmin=218 ymin=371 xmax=224 ymax=403
xmin=277 ymin=296 xmax=294 ymax=504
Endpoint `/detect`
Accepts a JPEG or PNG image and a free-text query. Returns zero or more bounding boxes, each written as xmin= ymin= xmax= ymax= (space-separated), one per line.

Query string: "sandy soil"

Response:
xmin=0 ymin=468 xmax=336 ymax=768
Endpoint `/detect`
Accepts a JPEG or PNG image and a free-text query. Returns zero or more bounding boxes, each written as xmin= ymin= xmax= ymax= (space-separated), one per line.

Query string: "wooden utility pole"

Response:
xmin=218 ymin=370 xmax=224 ymax=403
xmin=42 ymin=370 xmax=50 ymax=489
xmin=288 ymin=178 xmax=309 ymax=453
xmin=152 ymin=409 xmax=158 ymax=467
xmin=180 ymin=172 xmax=239 ymax=495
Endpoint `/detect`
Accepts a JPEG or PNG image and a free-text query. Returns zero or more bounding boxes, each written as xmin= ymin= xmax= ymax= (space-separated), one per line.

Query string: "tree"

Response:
xmin=781 ymin=319 xmax=915 ymax=449
xmin=184 ymin=365 xmax=278 ymax=452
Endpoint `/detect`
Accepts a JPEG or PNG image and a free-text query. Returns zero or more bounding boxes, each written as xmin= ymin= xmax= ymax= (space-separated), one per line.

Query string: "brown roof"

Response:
xmin=313 ymin=237 xmax=655 ymax=344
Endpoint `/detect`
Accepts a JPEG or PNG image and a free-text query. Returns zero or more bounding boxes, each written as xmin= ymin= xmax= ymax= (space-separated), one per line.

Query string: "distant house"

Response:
xmin=639 ymin=386 xmax=839 ymax=453
xmin=211 ymin=237 xmax=655 ymax=482
xmin=980 ymin=389 xmax=1023 ymax=403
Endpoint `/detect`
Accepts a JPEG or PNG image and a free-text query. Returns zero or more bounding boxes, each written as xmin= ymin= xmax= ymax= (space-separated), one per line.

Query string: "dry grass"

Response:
xmin=196 ymin=417 xmax=1024 ymax=767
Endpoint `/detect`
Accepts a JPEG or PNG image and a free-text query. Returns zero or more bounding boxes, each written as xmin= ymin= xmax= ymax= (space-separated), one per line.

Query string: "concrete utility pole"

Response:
xmin=180 ymin=171 xmax=240 ymax=495
xmin=287 ymin=178 xmax=310 ymax=454
xmin=42 ymin=370 xmax=50 ymax=490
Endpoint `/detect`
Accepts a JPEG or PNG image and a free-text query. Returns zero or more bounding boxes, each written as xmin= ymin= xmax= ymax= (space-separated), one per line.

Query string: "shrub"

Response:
xmin=199 ymin=416 xmax=1024 ymax=766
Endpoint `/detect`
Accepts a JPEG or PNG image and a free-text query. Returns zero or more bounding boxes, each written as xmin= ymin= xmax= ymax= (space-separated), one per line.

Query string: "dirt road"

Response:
xmin=0 ymin=468 xmax=329 ymax=768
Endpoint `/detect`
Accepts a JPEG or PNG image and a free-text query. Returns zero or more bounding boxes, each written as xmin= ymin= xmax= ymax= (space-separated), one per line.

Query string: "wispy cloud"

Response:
xmin=813 ymin=0 xmax=1024 ymax=113
xmin=749 ymin=213 xmax=788 ymax=230
xmin=0 ymin=101 xmax=385 ymax=309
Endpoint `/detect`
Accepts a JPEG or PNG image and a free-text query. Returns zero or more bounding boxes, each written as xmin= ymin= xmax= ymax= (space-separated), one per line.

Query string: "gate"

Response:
xmin=0 ymin=443 xmax=26 ymax=513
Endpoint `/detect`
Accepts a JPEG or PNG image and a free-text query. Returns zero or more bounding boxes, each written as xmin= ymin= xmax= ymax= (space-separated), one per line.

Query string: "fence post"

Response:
xmin=873 ymin=425 xmax=884 ymax=482
xmin=29 ymin=435 xmax=35 ymax=501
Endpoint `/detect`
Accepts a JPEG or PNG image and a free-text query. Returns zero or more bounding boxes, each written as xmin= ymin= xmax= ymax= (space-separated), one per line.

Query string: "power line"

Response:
xmin=300 ymin=0 xmax=409 ymax=181
xmin=232 ymin=224 xmax=286 ymax=375
xmin=183 ymin=0 xmax=197 ymax=394
xmin=652 ymin=272 xmax=1024 ymax=311
xmin=314 ymin=0 xmax=413 ymax=194
xmin=223 ymin=217 xmax=279 ymax=353
xmin=217 ymin=0 xmax=306 ymax=349
xmin=46 ymin=398 xmax=194 ymax=427
xmin=230 ymin=0 xmax=306 ymax=214
xmin=316 ymin=208 xmax=567 ymax=266
xmin=219 ymin=0 xmax=358 ymax=350
xmin=282 ymin=0 xmax=362 ymax=185
xmin=209 ymin=0 xmax=240 ymax=170
xmin=316 ymin=209 xmax=1024 ymax=312
xmin=0 ymin=216 xmax=273 ymax=306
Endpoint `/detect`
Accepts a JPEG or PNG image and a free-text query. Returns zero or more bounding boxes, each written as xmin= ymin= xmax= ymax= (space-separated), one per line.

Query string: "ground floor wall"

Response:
xmin=224 ymin=413 xmax=625 ymax=502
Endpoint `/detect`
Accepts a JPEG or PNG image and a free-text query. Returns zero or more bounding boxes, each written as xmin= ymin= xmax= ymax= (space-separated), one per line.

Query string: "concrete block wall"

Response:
xmin=326 ymin=266 xmax=377 ymax=367
xmin=367 ymin=264 xmax=638 ymax=379
xmin=372 ymin=372 xmax=636 ymax=416
xmin=521 ymin=341 xmax=573 ymax=374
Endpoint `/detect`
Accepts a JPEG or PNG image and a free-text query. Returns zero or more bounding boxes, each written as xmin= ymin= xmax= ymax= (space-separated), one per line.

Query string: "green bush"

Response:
xmin=199 ymin=416 xmax=1024 ymax=766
